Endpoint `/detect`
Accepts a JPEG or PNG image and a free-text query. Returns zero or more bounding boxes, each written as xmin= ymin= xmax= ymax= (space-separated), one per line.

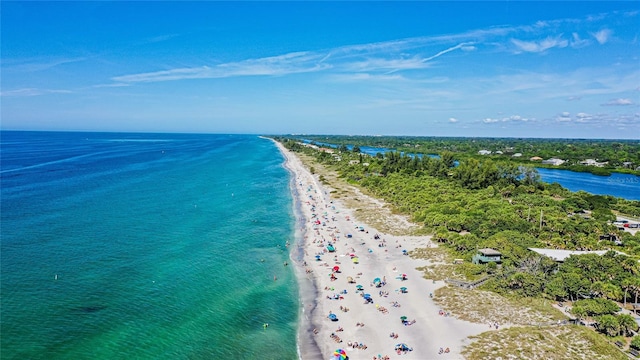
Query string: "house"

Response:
xmin=580 ymin=159 xmax=608 ymax=167
xmin=472 ymin=248 xmax=502 ymax=264
xmin=541 ymin=158 xmax=565 ymax=166
xmin=495 ymin=150 xmax=504 ymax=155
xmin=478 ymin=150 xmax=492 ymax=155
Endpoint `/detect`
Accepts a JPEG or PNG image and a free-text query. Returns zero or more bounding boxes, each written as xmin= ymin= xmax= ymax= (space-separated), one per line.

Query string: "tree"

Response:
xmin=618 ymin=314 xmax=639 ymax=336
xmin=595 ymin=314 xmax=620 ymax=337
xmin=631 ymin=336 xmax=640 ymax=350
xmin=352 ymin=145 xmax=361 ymax=153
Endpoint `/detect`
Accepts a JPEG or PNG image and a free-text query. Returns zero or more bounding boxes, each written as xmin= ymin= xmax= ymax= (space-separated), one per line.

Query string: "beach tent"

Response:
xmin=327 ymin=244 xmax=335 ymax=252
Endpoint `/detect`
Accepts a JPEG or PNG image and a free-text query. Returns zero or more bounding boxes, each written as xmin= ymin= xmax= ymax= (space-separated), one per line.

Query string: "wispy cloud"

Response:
xmin=591 ymin=29 xmax=612 ymax=44
xmin=56 ymin=10 xmax=639 ymax=92
xmin=448 ymin=117 xmax=458 ymax=123
xmin=0 ymin=88 xmax=71 ymax=97
xmin=146 ymin=34 xmax=179 ymax=43
xmin=602 ymin=98 xmax=634 ymax=106
xmin=3 ymin=57 xmax=87 ymax=72
xmin=570 ymin=32 xmax=590 ymax=48
xmin=112 ymin=51 xmax=330 ymax=83
xmin=511 ymin=36 xmax=568 ymax=53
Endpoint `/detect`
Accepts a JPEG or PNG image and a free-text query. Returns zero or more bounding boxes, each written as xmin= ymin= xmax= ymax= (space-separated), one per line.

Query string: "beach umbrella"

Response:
xmin=333 ymin=349 xmax=348 ymax=360
xmin=363 ymin=293 xmax=371 ymax=299
xmin=352 ymin=257 xmax=359 ymax=263
xmin=315 ymin=255 xmax=321 ymax=259
xmin=400 ymin=287 xmax=407 ymax=293
xmin=400 ymin=316 xmax=407 ymax=321
xmin=333 ymin=266 xmax=340 ymax=272
xmin=373 ymin=277 xmax=381 ymax=283
xmin=328 ymin=313 xmax=338 ymax=321
xmin=402 ymin=274 xmax=407 ymax=278
xmin=355 ymin=284 xmax=364 ymax=290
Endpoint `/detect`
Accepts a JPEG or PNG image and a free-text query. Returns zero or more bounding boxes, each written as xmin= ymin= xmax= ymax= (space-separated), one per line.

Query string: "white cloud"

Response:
xmin=570 ymin=33 xmax=590 ymax=48
xmin=449 ymin=117 xmax=458 ymax=123
xmin=575 ymin=112 xmax=592 ymax=122
xmin=602 ymin=98 xmax=634 ymax=106
xmin=482 ymin=115 xmax=530 ymax=124
xmin=0 ymin=88 xmax=71 ymax=97
xmin=511 ymin=36 xmax=568 ymax=53
xmin=112 ymin=52 xmax=331 ymax=83
xmin=591 ymin=29 xmax=612 ymax=44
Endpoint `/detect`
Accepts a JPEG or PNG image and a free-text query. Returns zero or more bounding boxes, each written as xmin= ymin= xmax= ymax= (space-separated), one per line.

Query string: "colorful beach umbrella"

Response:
xmin=333 ymin=348 xmax=347 ymax=360
xmin=373 ymin=277 xmax=381 ymax=283
xmin=333 ymin=266 xmax=340 ymax=272
xmin=400 ymin=316 xmax=407 ymax=320
xmin=355 ymin=284 xmax=364 ymax=290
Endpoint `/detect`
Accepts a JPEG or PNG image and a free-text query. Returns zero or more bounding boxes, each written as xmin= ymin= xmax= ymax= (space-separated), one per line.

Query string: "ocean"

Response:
xmin=1 ymin=131 xmax=300 ymax=360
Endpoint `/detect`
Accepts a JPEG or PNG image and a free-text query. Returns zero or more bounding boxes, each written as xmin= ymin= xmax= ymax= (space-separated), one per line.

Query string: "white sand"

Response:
xmin=274 ymin=141 xmax=488 ymax=360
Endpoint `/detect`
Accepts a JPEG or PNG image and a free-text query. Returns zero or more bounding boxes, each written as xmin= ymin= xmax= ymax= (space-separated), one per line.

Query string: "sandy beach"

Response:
xmin=274 ymin=141 xmax=489 ymax=360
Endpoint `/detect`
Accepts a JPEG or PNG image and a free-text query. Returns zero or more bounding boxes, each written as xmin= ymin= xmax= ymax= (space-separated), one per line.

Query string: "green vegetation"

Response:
xmin=297 ymin=135 xmax=640 ymax=176
xmin=462 ymin=326 xmax=629 ymax=360
xmin=275 ymin=136 xmax=640 ymax=346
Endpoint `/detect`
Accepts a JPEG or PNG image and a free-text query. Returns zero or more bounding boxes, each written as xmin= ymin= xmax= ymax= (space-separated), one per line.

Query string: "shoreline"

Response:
xmin=272 ymin=139 xmax=489 ymax=359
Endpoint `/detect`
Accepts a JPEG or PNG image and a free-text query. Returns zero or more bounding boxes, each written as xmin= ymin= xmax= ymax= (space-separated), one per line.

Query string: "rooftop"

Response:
xmin=477 ymin=248 xmax=501 ymax=256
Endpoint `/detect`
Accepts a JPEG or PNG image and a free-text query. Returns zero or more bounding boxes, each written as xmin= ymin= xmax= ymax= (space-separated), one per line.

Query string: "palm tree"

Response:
xmin=622 ymin=278 xmax=634 ymax=309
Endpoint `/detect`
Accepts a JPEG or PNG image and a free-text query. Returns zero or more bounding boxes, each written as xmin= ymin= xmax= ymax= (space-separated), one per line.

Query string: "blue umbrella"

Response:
xmin=363 ymin=293 xmax=371 ymax=299
xmin=328 ymin=313 xmax=338 ymax=321
xmin=373 ymin=277 xmax=381 ymax=283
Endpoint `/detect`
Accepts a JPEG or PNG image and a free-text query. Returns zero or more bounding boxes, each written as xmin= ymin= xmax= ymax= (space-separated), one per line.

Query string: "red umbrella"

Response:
xmin=333 ymin=266 xmax=340 ymax=272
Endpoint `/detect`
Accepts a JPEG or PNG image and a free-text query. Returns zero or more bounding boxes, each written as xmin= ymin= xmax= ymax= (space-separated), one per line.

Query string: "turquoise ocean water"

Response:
xmin=1 ymin=132 xmax=299 ymax=359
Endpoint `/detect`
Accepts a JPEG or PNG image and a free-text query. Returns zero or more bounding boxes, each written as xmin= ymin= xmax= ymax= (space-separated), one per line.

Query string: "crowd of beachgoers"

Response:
xmin=274 ymin=141 xmax=489 ymax=359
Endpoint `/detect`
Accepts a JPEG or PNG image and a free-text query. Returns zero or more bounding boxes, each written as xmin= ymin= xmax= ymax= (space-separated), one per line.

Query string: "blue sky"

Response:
xmin=1 ymin=1 xmax=639 ymax=138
